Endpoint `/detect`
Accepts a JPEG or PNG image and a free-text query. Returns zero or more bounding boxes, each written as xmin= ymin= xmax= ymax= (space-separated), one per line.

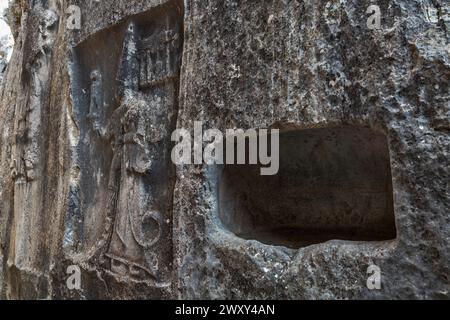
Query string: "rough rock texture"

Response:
xmin=0 ymin=0 xmax=449 ymax=299
xmin=0 ymin=8 xmax=14 ymax=83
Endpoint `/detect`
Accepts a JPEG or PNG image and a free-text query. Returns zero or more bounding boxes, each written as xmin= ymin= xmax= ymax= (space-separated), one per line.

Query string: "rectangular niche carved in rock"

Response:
xmin=219 ymin=126 xmax=397 ymax=249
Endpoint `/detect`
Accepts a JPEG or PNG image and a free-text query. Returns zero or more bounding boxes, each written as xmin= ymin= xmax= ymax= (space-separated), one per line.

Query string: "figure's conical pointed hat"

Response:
xmin=117 ymin=22 xmax=140 ymax=94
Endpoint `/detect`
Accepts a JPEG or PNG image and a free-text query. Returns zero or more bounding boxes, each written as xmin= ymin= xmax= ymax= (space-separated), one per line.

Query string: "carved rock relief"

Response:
xmin=8 ymin=9 xmax=59 ymax=271
xmin=67 ymin=2 xmax=183 ymax=285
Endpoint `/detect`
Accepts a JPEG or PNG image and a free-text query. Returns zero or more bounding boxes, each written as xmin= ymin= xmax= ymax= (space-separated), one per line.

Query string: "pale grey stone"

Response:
xmin=0 ymin=0 xmax=448 ymax=299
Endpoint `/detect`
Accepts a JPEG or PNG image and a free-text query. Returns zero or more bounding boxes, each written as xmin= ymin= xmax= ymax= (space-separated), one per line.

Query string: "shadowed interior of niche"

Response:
xmin=218 ymin=126 xmax=397 ymax=249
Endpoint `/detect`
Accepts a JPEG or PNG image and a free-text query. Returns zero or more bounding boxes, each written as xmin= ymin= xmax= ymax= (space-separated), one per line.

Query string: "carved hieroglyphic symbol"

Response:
xmin=138 ymin=29 xmax=182 ymax=88
xmin=87 ymin=69 xmax=104 ymax=135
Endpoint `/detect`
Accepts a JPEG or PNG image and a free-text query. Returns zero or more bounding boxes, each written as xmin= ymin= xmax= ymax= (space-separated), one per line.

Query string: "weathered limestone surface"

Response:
xmin=0 ymin=0 xmax=449 ymax=299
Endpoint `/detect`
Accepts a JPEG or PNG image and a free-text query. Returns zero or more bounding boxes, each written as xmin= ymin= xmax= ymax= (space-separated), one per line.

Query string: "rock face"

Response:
xmin=0 ymin=0 xmax=448 ymax=299
xmin=0 ymin=14 xmax=14 ymax=83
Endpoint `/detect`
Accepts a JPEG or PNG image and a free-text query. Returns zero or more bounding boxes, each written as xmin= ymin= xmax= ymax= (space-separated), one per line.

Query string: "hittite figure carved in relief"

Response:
xmin=8 ymin=9 xmax=59 ymax=271
xmin=94 ymin=15 xmax=183 ymax=284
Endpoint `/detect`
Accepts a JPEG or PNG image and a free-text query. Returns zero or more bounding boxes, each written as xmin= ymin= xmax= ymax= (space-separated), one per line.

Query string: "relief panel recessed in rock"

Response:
xmin=67 ymin=2 xmax=183 ymax=285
